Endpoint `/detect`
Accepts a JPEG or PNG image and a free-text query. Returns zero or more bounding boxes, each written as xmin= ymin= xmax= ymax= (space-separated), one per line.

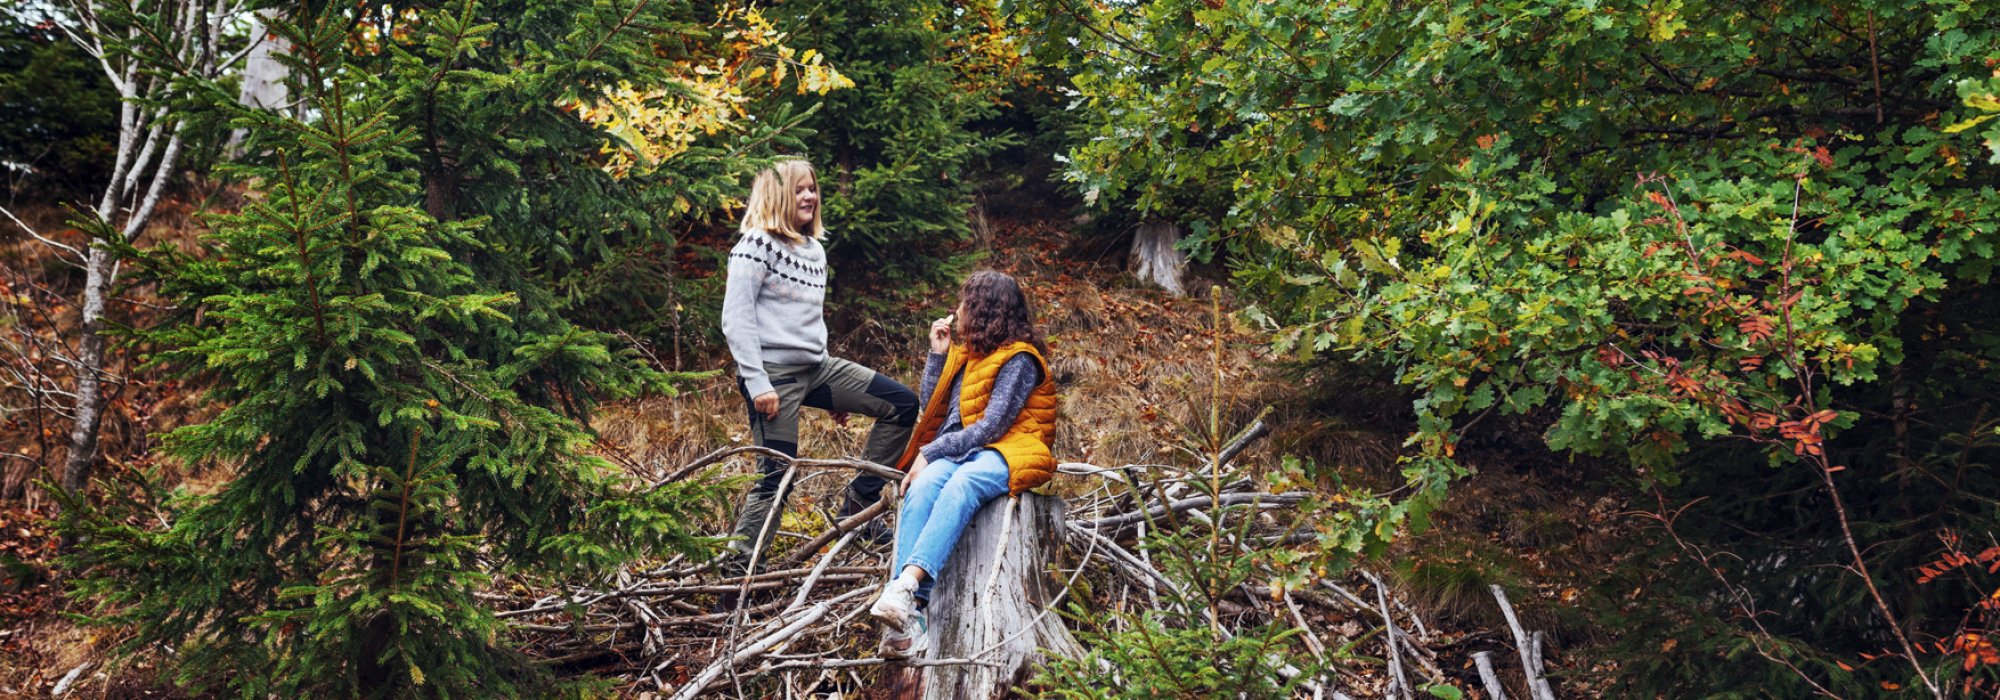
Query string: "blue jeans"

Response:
xmin=895 ymin=448 xmax=1011 ymax=606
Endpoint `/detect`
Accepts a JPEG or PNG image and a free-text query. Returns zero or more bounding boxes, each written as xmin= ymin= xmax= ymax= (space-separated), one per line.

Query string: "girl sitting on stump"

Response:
xmin=870 ymin=270 xmax=1060 ymax=658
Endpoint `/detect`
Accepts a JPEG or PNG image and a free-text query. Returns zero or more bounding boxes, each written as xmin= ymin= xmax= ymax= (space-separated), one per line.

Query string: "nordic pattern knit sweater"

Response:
xmin=721 ymin=230 xmax=829 ymax=397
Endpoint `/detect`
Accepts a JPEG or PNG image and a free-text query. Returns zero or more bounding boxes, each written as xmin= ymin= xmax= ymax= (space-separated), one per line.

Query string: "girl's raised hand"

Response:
xmin=929 ymin=314 xmax=954 ymax=354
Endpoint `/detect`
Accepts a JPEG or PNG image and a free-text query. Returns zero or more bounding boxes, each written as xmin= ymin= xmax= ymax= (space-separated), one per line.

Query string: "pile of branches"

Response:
xmin=492 ymin=419 xmax=1564 ymax=699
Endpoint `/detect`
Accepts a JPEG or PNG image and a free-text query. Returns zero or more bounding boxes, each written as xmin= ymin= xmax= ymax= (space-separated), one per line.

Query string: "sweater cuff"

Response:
xmin=743 ymin=376 xmax=776 ymax=398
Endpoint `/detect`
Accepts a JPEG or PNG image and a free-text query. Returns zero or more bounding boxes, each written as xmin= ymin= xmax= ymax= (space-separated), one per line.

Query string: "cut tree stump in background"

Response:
xmin=1129 ymin=222 xmax=1187 ymax=296
xmin=890 ymin=493 xmax=1082 ymax=699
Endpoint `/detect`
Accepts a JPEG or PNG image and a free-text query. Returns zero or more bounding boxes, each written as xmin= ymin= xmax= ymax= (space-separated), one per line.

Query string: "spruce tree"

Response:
xmin=57 ymin=0 xmax=778 ymax=695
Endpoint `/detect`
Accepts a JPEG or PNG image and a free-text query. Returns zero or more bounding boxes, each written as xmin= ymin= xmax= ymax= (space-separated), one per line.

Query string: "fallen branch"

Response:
xmin=1492 ymin=584 xmax=1556 ymax=700
xmin=1473 ymin=651 xmax=1506 ymax=700
xmin=779 ymin=495 xmax=890 ymax=568
xmin=653 ymin=445 xmax=900 ymax=487
xmin=667 ymin=602 xmax=831 ymax=700
xmin=1082 ymin=490 xmax=1310 ymax=533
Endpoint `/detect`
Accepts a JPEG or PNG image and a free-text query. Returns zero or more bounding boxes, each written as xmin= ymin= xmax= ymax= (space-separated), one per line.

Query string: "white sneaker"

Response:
xmin=870 ymin=577 xmax=920 ymax=631
xmin=878 ymin=610 xmax=931 ymax=659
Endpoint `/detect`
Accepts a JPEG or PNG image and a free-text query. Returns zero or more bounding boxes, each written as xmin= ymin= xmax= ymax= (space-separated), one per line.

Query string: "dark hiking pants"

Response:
xmin=726 ymin=357 xmax=917 ymax=570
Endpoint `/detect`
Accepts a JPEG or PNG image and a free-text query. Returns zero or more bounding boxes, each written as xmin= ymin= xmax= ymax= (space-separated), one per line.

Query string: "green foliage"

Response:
xmin=53 ymin=0 xmax=790 ymax=695
xmin=1035 ymin=610 xmax=1313 ymax=700
xmin=1050 ymin=0 xmax=2000 ymax=694
xmin=0 ymin=9 xmax=116 ymax=201
xmin=765 ymin=0 xmax=1019 ymax=304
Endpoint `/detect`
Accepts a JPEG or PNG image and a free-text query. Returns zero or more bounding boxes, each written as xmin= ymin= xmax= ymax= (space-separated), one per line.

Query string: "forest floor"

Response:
xmin=0 ymin=204 xmax=1646 ymax=698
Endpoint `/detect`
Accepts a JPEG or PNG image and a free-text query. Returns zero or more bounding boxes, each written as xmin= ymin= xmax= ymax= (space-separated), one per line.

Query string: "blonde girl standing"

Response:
xmin=718 ymin=159 xmax=918 ymax=583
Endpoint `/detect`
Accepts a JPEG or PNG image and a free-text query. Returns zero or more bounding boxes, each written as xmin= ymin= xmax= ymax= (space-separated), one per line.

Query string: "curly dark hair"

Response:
xmin=957 ymin=270 xmax=1046 ymax=356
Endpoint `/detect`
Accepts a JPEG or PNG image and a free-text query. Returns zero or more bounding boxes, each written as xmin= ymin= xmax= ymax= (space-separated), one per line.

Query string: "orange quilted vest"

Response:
xmin=895 ymin=341 xmax=1059 ymax=495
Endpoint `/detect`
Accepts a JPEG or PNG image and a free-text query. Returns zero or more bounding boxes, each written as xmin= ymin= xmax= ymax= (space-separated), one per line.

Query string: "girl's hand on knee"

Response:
xmin=901 ymin=456 xmax=927 ymax=492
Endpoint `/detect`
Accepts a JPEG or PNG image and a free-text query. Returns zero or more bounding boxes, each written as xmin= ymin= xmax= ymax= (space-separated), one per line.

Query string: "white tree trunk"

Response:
xmin=1128 ymin=221 xmax=1187 ymax=296
xmin=47 ymin=0 xmax=240 ymax=504
xmin=891 ymin=494 xmax=1082 ymax=699
xmin=226 ymin=9 xmax=288 ymax=153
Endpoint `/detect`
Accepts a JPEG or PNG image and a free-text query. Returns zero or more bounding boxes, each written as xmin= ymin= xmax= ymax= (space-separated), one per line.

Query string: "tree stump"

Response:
xmin=1128 ymin=221 xmax=1187 ymax=296
xmin=890 ymin=493 xmax=1081 ymax=699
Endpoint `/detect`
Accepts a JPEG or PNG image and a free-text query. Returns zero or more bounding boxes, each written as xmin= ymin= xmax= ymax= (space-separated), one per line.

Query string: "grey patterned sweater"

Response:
xmin=721 ymin=230 xmax=828 ymax=397
xmin=916 ymin=350 xmax=1043 ymax=463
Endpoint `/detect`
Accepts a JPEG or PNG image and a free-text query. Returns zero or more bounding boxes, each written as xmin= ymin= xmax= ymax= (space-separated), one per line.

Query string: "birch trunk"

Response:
xmin=49 ymin=0 xmax=236 ymax=503
xmin=226 ymin=9 xmax=288 ymax=154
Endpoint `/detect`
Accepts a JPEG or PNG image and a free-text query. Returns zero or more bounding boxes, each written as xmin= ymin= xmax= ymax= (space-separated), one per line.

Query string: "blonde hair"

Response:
xmin=738 ymin=159 xmax=823 ymax=245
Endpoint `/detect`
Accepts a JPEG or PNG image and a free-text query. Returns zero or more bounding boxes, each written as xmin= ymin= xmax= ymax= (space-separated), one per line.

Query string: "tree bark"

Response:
xmin=50 ymin=0 xmax=221 ymax=505
xmin=1128 ymin=221 xmax=1186 ymax=296
xmin=58 ymin=248 xmax=113 ymax=497
xmin=890 ymin=494 xmax=1082 ymax=700
xmin=226 ymin=9 xmax=289 ymax=154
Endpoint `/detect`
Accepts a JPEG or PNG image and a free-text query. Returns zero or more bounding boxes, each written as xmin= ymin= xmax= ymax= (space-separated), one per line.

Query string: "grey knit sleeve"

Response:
xmin=720 ymin=241 xmax=773 ymax=397
xmin=920 ymin=353 xmax=1042 ymax=462
xmin=915 ymin=351 xmax=948 ymax=409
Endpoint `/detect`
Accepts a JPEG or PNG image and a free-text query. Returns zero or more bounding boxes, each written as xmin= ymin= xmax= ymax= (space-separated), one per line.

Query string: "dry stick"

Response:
xmin=786 ymin=530 xmax=858 ymax=614
xmin=720 ymin=460 xmax=801 ymax=696
xmin=780 ymin=496 xmax=889 ymax=568
xmin=1472 ymin=651 xmax=1507 ymax=700
xmin=1164 ymin=414 xmax=1273 ymax=501
xmin=1067 ymin=521 xmax=1188 ymax=607
xmin=51 ymin=662 xmax=91 ymax=697
xmin=828 ymin=584 xmax=882 ymax=628
xmin=1530 ymin=631 xmax=1556 ymax=700
xmin=1319 ymin=579 xmax=1371 ymax=609
xmin=1394 ymin=592 xmax=1432 ymax=640
xmin=1529 ymin=630 xmax=1546 ymax=678
xmin=659 ymin=583 xmax=883 ymax=696
xmin=1320 ymin=575 xmax=1443 ymax=684
xmin=1056 ymin=461 xmax=1144 ymax=482
xmin=654 ymin=445 xmax=902 ymax=488
xmin=1083 ymin=491 xmax=1310 ymax=532
xmin=615 ymin=567 xmax=666 ymax=657
xmin=1398 ymin=630 xmax=1448 ymax=686
xmin=1490 ymin=585 xmax=1552 ymax=700
xmin=1375 ymin=577 xmax=1413 ymax=700
xmin=751 ymin=656 xmax=1001 ymax=673
xmin=502 ymin=569 xmax=880 ymax=620
xmin=668 ymin=602 xmax=831 ymax=700
xmin=1285 ymin=590 xmax=1329 ymax=662
xmin=1280 ymin=587 xmax=1344 ymax=700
